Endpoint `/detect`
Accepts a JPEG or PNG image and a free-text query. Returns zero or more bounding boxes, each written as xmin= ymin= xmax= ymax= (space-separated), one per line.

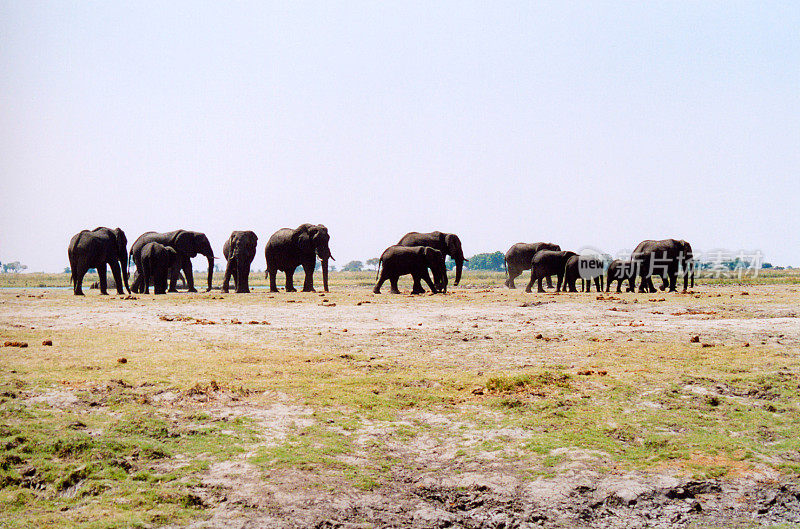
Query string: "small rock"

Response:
xmin=118 ymin=357 xmax=127 ymax=364
xmin=42 ymin=340 xmax=53 ymax=346
xmin=690 ymin=336 xmax=700 ymax=343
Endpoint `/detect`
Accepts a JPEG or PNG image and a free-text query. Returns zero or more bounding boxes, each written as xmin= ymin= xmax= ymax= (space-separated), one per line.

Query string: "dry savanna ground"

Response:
xmin=1 ymin=271 xmax=799 ymax=528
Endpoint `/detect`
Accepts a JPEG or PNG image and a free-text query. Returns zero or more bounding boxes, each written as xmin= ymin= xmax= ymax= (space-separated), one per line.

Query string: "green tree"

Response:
xmin=366 ymin=258 xmax=380 ymax=270
xmin=2 ymin=261 xmax=28 ymax=273
xmin=465 ymin=252 xmax=505 ymax=271
xmin=342 ymin=260 xmax=363 ymax=272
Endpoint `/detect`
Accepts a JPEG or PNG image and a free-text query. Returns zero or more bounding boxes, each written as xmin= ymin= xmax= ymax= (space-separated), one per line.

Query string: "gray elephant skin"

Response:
xmin=68 ymin=227 xmax=130 ymax=296
xmin=525 ymin=250 xmax=578 ymax=293
xmin=222 ymin=230 xmax=258 ymax=293
xmin=140 ymin=242 xmax=178 ymax=295
xmin=130 ymin=230 xmax=215 ymax=293
xmin=265 ymin=224 xmax=333 ymax=292
xmin=373 ymin=246 xmax=447 ymax=295
xmin=632 ymin=239 xmax=694 ymax=293
xmin=397 ymin=231 xmax=466 ymax=287
xmin=606 ymin=259 xmax=636 ymax=293
xmin=563 ymin=255 xmax=604 ymax=292
xmin=504 ymin=242 xmax=561 ymax=289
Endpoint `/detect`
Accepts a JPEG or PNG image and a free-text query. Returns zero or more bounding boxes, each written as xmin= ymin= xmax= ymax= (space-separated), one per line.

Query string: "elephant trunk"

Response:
xmin=236 ymin=253 xmax=250 ymax=292
xmin=455 ymin=258 xmax=463 ymax=286
xmin=121 ymin=257 xmax=130 ymax=294
xmin=119 ymin=251 xmax=130 ymax=294
xmin=322 ymin=257 xmax=329 ymax=292
xmin=206 ymin=255 xmax=214 ymax=292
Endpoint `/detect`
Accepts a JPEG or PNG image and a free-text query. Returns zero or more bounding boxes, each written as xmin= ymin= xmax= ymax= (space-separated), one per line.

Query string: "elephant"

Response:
xmin=129 ymin=230 xmax=215 ymax=293
xmin=68 ymin=227 xmax=130 ymax=296
xmin=525 ymin=250 xmax=578 ymax=293
xmin=140 ymin=242 xmax=178 ymax=295
xmin=563 ymin=255 xmax=604 ymax=292
xmin=265 ymin=224 xmax=333 ymax=292
xmin=631 ymin=239 xmax=694 ymax=293
xmin=222 ymin=230 xmax=258 ymax=293
xmin=397 ymin=231 xmax=466 ymax=286
xmin=96 ymin=270 xmax=186 ymax=291
xmin=606 ymin=259 xmax=636 ymax=293
xmin=504 ymin=242 xmax=561 ymax=289
xmin=373 ymin=246 xmax=447 ymax=295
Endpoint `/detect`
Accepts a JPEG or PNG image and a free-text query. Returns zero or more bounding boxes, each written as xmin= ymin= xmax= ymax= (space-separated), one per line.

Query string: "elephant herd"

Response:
xmin=67 ymin=224 xmax=332 ymax=296
xmin=67 ymin=225 xmax=693 ymax=297
xmin=504 ymin=239 xmax=695 ymax=294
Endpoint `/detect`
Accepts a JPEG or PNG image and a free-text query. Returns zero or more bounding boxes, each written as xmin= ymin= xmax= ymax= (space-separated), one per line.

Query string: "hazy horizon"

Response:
xmin=2 ymin=2 xmax=798 ymax=273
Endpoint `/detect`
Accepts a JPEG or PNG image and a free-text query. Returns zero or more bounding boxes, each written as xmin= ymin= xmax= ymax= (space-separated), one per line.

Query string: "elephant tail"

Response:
xmin=503 ymin=258 xmax=508 ymax=278
xmin=375 ymin=259 xmax=381 ymax=281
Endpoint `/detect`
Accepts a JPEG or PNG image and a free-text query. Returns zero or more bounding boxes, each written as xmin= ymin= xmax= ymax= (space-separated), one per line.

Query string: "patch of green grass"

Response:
xmin=0 ymin=391 xmax=259 ymax=529
xmin=485 ymin=371 xmax=571 ymax=394
xmin=251 ymin=420 xmax=394 ymax=491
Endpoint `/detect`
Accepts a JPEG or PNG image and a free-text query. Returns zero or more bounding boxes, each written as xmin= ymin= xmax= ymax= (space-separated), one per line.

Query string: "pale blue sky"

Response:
xmin=1 ymin=1 xmax=798 ymax=271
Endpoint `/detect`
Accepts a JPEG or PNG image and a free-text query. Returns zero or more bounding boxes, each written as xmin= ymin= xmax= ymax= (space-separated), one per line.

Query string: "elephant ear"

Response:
xmin=444 ymin=234 xmax=461 ymax=258
xmin=295 ymin=229 xmax=313 ymax=253
xmin=174 ymin=231 xmax=196 ymax=257
xmin=113 ymin=228 xmax=127 ymax=255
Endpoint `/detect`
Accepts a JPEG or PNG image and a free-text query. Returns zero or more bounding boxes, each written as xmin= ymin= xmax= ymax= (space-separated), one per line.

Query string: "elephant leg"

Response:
xmin=594 ymin=277 xmax=601 ymax=292
xmin=524 ymin=273 xmax=535 ymax=293
xmin=109 ymin=260 xmax=124 ymax=295
xmin=373 ymin=272 xmax=386 ymax=294
xmin=421 ymin=270 xmax=437 ymax=294
xmin=221 ymin=258 xmax=234 ymax=293
xmin=143 ymin=262 xmax=151 ymax=295
xmin=638 ymin=274 xmax=648 ymax=293
xmin=302 ymin=262 xmax=316 ymax=292
xmin=183 ymin=258 xmax=197 ymax=293
xmin=130 ymin=270 xmax=140 ymax=294
xmin=390 ymin=276 xmax=401 ymax=294
xmin=168 ymin=263 xmax=179 ymax=292
xmin=73 ymin=267 xmax=86 ymax=296
xmin=268 ymin=268 xmax=279 ymax=292
xmin=98 ymin=263 xmax=109 ymax=295
xmin=411 ymin=274 xmax=424 ymax=294
xmin=152 ymin=267 xmax=162 ymax=295
xmin=285 ymin=269 xmax=296 ymax=292
xmin=506 ymin=267 xmax=521 ymax=289
xmin=556 ymin=273 xmax=564 ymax=293
xmin=538 ymin=276 xmax=547 ymax=293
xmin=546 ymin=276 xmax=554 ymax=289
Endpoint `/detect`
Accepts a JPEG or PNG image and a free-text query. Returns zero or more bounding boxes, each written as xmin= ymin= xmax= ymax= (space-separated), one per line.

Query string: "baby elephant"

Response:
xmin=525 ymin=250 xmax=578 ymax=293
xmin=141 ymin=242 xmax=178 ymax=295
xmin=606 ymin=259 xmax=636 ymax=293
xmin=222 ymin=230 xmax=258 ymax=293
xmin=374 ymin=246 xmax=448 ymax=295
xmin=563 ymin=255 xmax=604 ymax=292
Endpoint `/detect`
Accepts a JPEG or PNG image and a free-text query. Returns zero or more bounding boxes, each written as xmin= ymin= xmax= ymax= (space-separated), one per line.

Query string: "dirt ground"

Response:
xmin=1 ymin=279 xmax=799 ymax=528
